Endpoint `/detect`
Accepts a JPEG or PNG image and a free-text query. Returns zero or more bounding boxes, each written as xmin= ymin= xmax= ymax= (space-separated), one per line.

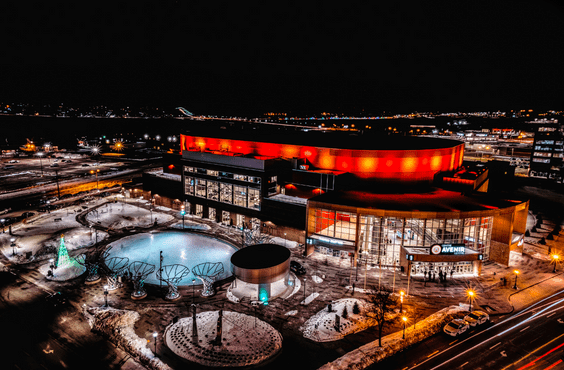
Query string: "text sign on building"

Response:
xmin=430 ymin=244 xmax=465 ymax=255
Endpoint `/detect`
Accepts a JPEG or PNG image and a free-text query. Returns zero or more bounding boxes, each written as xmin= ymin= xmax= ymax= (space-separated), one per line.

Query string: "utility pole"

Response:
xmin=159 ymin=251 xmax=163 ymax=292
xmin=54 ymin=170 xmax=61 ymax=198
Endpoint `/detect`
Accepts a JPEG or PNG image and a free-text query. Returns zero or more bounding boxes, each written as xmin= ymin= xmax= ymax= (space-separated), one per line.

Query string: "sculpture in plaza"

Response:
xmin=102 ymin=256 xmax=129 ymax=291
xmin=192 ymin=262 xmax=224 ymax=297
xmin=76 ymin=248 xmax=106 ymax=284
xmin=243 ymin=218 xmax=272 ymax=247
xmin=128 ymin=261 xmax=155 ymax=299
xmin=156 ymin=264 xmax=190 ymax=300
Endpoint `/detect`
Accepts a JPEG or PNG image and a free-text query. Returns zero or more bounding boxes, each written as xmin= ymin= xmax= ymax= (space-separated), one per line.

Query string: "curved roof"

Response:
xmin=230 ymin=244 xmax=291 ymax=269
xmin=309 ymin=189 xmax=528 ymax=215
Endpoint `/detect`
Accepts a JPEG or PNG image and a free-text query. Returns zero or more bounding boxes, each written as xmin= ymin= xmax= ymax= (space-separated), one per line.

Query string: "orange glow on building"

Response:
xmin=180 ymin=134 xmax=464 ymax=182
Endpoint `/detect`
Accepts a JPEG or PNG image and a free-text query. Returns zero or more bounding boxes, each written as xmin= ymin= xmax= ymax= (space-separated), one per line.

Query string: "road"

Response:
xmin=0 ymin=269 xmax=134 ymax=369
xmin=376 ymin=291 xmax=564 ymax=370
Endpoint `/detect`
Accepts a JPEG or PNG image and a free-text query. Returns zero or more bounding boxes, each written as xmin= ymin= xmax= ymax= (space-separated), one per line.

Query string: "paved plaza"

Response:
xmin=1 ymin=195 xmax=564 ymax=369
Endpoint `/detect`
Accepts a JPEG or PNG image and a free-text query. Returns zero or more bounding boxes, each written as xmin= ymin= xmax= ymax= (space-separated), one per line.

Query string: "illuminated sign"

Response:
xmin=406 ymin=254 xmax=414 ymax=261
xmin=430 ymin=244 xmax=465 ymax=255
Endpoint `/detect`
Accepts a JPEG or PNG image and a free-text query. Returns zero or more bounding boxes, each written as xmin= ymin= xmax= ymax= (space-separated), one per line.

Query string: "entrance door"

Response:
xmin=222 ymin=211 xmax=230 ymax=225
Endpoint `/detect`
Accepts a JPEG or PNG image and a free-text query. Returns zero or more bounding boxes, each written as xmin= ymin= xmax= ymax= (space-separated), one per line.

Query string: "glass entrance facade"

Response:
xmin=309 ymin=207 xmax=493 ymax=266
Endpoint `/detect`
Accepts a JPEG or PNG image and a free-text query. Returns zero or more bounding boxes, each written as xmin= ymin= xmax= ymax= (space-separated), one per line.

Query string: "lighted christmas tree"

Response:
xmin=55 ymin=234 xmax=73 ymax=268
xmin=45 ymin=234 xmax=86 ymax=281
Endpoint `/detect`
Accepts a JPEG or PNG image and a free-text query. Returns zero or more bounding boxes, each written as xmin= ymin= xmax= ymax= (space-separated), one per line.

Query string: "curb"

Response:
xmin=490 ymin=271 xmax=564 ymax=316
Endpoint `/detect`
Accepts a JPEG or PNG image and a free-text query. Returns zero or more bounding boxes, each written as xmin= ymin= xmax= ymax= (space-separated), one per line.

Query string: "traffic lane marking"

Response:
xmin=520 ymin=326 xmax=530 ymax=332
xmin=490 ymin=342 xmax=502 ymax=350
xmin=501 ymin=332 xmax=564 ymax=370
xmin=428 ymin=350 xmax=439 ymax=358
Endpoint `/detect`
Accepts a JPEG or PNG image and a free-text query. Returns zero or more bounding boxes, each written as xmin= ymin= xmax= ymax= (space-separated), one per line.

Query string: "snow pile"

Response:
xmin=318 ymin=305 xmax=466 ymax=370
xmin=301 ymin=292 xmax=320 ymax=305
xmin=302 ymin=299 xmax=376 ymax=342
xmin=170 ymin=222 xmax=211 ymax=231
xmin=83 ymin=306 xmax=171 ymax=370
xmin=312 ymin=275 xmax=323 ymax=284
xmin=226 ymin=285 xmax=240 ymax=303
xmin=285 ymin=310 xmax=298 ymax=316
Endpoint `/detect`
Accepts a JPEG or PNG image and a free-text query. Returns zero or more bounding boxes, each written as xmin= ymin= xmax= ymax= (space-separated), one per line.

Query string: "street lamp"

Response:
xmin=402 ymin=316 xmax=408 ymax=339
xmin=180 ymin=206 xmax=185 ymax=229
xmin=467 ymin=289 xmax=475 ymax=312
xmin=10 ymin=237 xmax=16 ymax=256
xmin=552 ymin=254 xmax=559 ymax=273
xmin=152 ymin=332 xmax=158 ymax=354
xmin=513 ymin=270 xmax=520 ymax=289
xmin=37 ymin=152 xmax=44 ymax=177
xmin=49 ymin=258 xmax=55 ymax=276
xmin=90 ymin=169 xmax=100 ymax=189
xmin=192 ymin=278 xmax=196 ymax=304
xmin=399 ymin=290 xmax=405 ymax=313
xmin=303 ymin=276 xmax=307 ymax=303
xmin=1 ymin=218 xmax=4 ymax=233
xmin=103 ymin=285 xmax=109 ymax=307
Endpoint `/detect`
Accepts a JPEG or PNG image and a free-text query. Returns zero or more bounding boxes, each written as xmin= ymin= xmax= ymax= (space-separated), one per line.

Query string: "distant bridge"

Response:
xmin=176 ymin=107 xmax=194 ymax=117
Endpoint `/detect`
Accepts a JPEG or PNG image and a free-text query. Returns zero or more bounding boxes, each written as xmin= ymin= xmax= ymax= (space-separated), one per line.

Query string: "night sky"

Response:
xmin=2 ymin=1 xmax=563 ymax=115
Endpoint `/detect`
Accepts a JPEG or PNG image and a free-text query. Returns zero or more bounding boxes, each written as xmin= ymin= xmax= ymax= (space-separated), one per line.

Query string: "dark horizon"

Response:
xmin=2 ymin=1 xmax=564 ymax=116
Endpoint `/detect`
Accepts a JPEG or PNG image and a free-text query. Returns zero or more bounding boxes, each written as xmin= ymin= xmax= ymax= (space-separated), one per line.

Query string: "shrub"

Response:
xmin=353 ymin=301 xmax=361 ymax=315
xmin=525 ymin=230 xmax=530 ymax=237
xmin=342 ymin=305 xmax=349 ymax=319
xmin=539 ymin=237 xmax=546 ymax=245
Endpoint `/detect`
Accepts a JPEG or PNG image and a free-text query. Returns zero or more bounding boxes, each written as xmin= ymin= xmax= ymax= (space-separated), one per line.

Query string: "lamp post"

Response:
xmin=181 ymin=206 xmax=185 ymax=229
xmin=513 ymin=270 xmax=520 ymax=289
xmin=402 ymin=316 xmax=407 ymax=339
xmin=49 ymin=258 xmax=55 ymax=276
xmin=90 ymin=169 xmax=100 ymax=189
xmin=552 ymin=254 xmax=559 ymax=273
xmin=10 ymin=237 xmax=16 ymax=256
xmin=103 ymin=285 xmax=109 ymax=307
xmin=399 ymin=290 xmax=405 ymax=313
xmin=192 ymin=278 xmax=196 ymax=304
xmin=38 ymin=152 xmax=44 ymax=177
xmin=284 ymin=232 xmax=287 ymax=247
xmin=303 ymin=276 xmax=307 ymax=303
xmin=467 ymin=289 xmax=475 ymax=312
xmin=1 ymin=218 xmax=5 ymax=233
xmin=152 ymin=332 xmax=158 ymax=355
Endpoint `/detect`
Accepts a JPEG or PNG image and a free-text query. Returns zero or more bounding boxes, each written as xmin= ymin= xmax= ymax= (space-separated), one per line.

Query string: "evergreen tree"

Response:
xmin=342 ymin=305 xmax=349 ymax=319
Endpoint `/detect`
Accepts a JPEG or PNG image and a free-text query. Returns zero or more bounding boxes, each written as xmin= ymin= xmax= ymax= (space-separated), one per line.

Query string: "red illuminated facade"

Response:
xmin=180 ymin=134 xmax=464 ymax=183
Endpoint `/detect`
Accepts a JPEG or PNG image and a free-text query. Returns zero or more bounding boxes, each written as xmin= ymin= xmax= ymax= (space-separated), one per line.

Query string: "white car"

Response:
xmin=443 ymin=319 xmax=470 ymax=337
xmin=8 ymin=160 xmax=19 ymax=163
xmin=464 ymin=311 xmax=489 ymax=327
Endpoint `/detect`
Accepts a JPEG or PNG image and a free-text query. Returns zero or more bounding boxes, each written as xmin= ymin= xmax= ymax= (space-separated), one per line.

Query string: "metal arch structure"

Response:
xmin=243 ymin=218 xmax=273 ymax=247
xmin=128 ymin=261 xmax=155 ymax=299
xmin=103 ymin=256 xmax=129 ymax=291
xmin=76 ymin=248 xmax=105 ymax=284
xmin=192 ymin=262 xmax=225 ymax=297
xmin=156 ymin=264 xmax=190 ymax=300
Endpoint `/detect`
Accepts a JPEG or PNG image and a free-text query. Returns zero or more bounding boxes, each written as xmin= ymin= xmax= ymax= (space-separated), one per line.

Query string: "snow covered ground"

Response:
xmin=1 ymin=207 xmax=108 ymax=264
xmin=85 ymin=202 xmax=174 ymax=229
xmin=83 ymin=306 xmax=171 ymax=370
xmin=165 ymin=310 xmax=283 ymax=367
xmin=302 ymin=298 xmax=376 ymax=342
xmin=318 ymin=305 xmax=467 ymax=370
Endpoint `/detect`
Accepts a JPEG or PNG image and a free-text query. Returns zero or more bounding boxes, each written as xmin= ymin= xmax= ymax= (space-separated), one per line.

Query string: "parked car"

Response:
xmin=50 ymin=163 xmax=59 ymax=167
xmin=3 ymin=165 xmax=15 ymax=169
xmin=8 ymin=160 xmax=19 ymax=163
xmin=443 ymin=319 xmax=470 ymax=337
xmin=20 ymin=212 xmax=35 ymax=218
xmin=81 ymin=163 xmax=90 ymax=167
xmin=464 ymin=311 xmax=489 ymax=327
xmin=60 ymin=193 xmax=74 ymax=199
xmin=290 ymin=261 xmax=306 ymax=275
xmin=0 ymin=207 xmax=11 ymax=215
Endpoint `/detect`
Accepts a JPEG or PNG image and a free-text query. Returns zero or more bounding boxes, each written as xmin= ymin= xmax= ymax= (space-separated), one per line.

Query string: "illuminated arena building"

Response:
xmin=145 ymin=123 xmax=528 ymax=277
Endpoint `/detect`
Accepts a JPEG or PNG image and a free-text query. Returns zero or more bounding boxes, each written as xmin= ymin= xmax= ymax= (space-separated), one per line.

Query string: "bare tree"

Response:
xmin=366 ymin=286 xmax=398 ymax=347
xmin=243 ymin=218 xmax=272 ymax=247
